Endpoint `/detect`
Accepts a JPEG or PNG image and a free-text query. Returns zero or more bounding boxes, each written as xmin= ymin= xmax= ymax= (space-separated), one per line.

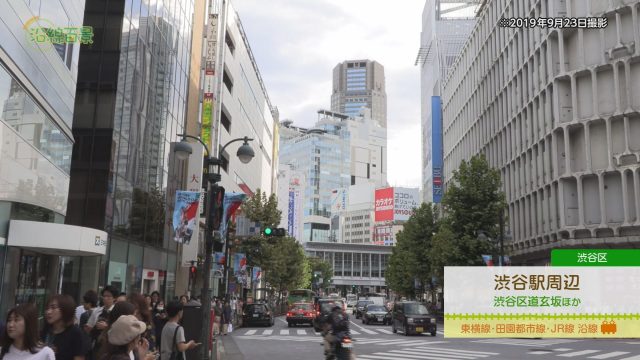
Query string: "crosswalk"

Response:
xmin=472 ymin=338 xmax=583 ymax=347
xmin=529 ymin=348 xmax=640 ymax=359
xmin=235 ymin=327 xmax=403 ymax=337
xmin=357 ymin=345 xmax=499 ymax=360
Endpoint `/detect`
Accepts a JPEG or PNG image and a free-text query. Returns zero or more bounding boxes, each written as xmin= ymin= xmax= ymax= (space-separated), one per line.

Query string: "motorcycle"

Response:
xmin=325 ymin=331 xmax=355 ymax=360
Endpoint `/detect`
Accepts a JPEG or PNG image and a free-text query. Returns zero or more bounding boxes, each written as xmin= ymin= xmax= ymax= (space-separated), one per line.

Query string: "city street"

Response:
xmin=223 ymin=316 xmax=640 ymax=360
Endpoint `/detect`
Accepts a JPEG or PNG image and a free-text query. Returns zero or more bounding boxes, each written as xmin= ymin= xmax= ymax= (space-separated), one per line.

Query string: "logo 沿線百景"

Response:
xmin=23 ymin=16 xmax=93 ymax=46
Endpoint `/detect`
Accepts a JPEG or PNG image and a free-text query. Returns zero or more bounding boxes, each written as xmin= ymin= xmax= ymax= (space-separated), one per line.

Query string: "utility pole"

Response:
xmin=499 ymin=210 xmax=504 ymax=267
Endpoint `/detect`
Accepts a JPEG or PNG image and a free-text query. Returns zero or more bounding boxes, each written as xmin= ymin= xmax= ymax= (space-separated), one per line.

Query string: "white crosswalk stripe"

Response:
xmin=472 ymin=338 xmax=582 ymax=347
xmin=357 ymin=345 xmax=499 ymax=360
xmin=619 ymin=356 xmax=640 ymax=360
xmin=350 ymin=329 xmax=361 ymax=335
xmin=244 ymin=329 xmax=257 ymax=335
xmin=279 ymin=329 xmax=289 ymax=335
xmin=262 ymin=329 xmax=272 ymax=335
xmin=558 ymin=350 xmax=601 ymax=357
xmin=375 ymin=328 xmax=393 ymax=334
xmin=296 ymin=329 xmax=306 ymax=335
xmin=588 ymin=352 xmax=632 ymax=359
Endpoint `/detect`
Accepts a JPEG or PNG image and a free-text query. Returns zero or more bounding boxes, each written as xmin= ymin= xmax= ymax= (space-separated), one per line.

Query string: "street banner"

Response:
xmin=252 ymin=267 xmax=262 ymax=283
xmin=173 ymin=191 xmax=199 ymax=244
xmin=214 ymin=252 xmax=225 ymax=271
xmin=219 ymin=192 xmax=247 ymax=239
xmin=445 ymin=266 xmax=640 ymax=338
xmin=233 ymin=253 xmax=247 ymax=278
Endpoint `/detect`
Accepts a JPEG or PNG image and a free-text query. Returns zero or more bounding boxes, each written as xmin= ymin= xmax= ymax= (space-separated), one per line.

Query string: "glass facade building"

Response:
xmin=0 ymin=0 xmax=87 ymax=319
xmin=279 ymin=120 xmax=351 ymax=242
xmin=66 ymin=0 xmax=194 ymax=298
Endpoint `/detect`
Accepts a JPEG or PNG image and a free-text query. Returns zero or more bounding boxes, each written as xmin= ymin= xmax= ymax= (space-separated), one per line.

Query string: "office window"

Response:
xmin=221 ymin=108 xmax=231 ymax=132
xmin=223 ymin=69 xmax=233 ymax=93
xmin=225 ymin=32 xmax=235 ymax=55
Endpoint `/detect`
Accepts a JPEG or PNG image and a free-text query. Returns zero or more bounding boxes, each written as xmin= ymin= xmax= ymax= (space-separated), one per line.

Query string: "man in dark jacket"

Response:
xmin=222 ymin=301 xmax=233 ymax=335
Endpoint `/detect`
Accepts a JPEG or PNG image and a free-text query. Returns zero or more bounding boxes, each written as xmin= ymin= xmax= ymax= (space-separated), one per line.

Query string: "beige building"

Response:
xmin=442 ymin=0 xmax=640 ymax=264
xmin=331 ymin=60 xmax=388 ymax=128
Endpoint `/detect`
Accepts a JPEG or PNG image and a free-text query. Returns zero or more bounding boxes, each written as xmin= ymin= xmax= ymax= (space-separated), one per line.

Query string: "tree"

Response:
xmin=307 ymin=257 xmax=333 ymax=290
xmin=437 ymin=154 xmax=506 ymax=267
xmin=385 ymin=203 xmax=437 ymax=298
xmin=242 ymin=188 xmax=281 ymax=228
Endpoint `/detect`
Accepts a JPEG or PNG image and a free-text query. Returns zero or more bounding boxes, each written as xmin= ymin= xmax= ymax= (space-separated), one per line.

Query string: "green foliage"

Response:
xmin=307 ymin=257 xmax=333 ymax=289
xmin=242 ymin=188 xmax=282 ymax=228
xmin=385 ymin=203 xmax=437 ymax=298
xmin=386 ymin=154 xmax=506 ymax=299
xmin=261 ymin=237 xmax=308 ymax=293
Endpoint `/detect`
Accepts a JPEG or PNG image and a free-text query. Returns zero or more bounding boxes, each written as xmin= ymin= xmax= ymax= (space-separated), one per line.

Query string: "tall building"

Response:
xmin=0 ymin=0 xmax=110 ymax=318
xmin=441 ymin=0 xmax=640 ymax=264
xmin=66 ymin=0 xmax=195 ymax=298
xmin=331 ymin=60 xmax=387 ymax=127
xmin=199 ymin=0 xmax=278 ymax=195
xmin=279 ymin=110 xmax=387 ymax=242
xmin=417 ymin=0 xmax=476 ymax=203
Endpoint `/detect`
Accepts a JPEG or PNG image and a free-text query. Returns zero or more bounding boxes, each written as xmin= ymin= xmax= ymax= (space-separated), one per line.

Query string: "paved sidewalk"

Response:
xmin=216 ymin=333 xmax=244 ymax=360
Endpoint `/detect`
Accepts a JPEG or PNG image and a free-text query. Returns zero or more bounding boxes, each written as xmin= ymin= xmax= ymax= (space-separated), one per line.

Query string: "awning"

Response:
xmin=8 ymin=220 xmax=108 ymax=256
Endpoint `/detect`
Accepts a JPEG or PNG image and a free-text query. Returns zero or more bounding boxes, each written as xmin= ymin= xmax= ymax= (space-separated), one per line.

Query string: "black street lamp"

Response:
xmin=174 ymin=134 xmax=254 ymax=360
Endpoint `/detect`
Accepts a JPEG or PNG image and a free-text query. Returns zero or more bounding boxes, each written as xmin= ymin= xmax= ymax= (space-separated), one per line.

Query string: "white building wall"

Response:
xmin=442 ymin=0 xmax=640 ymax=263
xmin=208 ymin=1 xmax=276 ymax=195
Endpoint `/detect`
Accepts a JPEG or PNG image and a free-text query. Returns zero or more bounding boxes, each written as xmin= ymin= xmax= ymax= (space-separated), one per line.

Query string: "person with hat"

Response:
xmin=103 ymin=315 xmax=150 ymax=360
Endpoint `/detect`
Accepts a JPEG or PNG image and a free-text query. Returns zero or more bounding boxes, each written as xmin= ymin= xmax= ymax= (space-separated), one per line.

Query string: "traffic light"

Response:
xmin=263 ymin=227 xmax=286 ymax=237
xmin=209 ymin=185 xmax=225 ymax=231
xmin=189 ymin=262 xmax=197 ymax=280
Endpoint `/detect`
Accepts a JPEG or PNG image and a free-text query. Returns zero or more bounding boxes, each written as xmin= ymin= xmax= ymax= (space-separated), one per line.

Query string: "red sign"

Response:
xmin=375 ymin=187 xmax=394 ymax=222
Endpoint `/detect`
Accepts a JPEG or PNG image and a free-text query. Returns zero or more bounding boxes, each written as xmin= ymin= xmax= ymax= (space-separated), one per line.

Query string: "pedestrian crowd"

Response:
xmin=0 ymin=286 xmax=205 ymax=360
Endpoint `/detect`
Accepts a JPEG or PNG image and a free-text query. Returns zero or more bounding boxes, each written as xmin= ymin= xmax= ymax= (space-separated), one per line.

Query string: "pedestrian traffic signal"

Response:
xmin=263 ymin=227 xmax=286 ymax=237
xmin=189 ymin=265 xmax=197 ymax=280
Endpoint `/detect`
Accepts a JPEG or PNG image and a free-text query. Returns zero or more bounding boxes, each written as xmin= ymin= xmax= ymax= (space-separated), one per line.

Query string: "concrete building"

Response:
xmin=200 ymin=0 xmax=278 ymax=195
xmin=417 ymin=0 xmax=476 ymax=203
xmin=331 ymin=184 xmax=376 ymax=244
xmin=305 ymin=242 xmax=392 ymax=295
xmin=0 ymin=0 xmax=109 ymax=317
xmin=331 ymin=60 xmax=388 ymax=127
xmin=441 ymin=0 xmax=640 ymax=264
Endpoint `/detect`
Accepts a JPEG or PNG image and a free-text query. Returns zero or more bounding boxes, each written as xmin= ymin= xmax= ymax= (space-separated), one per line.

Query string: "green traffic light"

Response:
xmin=264 ymin=227 xmax=272 ymax=235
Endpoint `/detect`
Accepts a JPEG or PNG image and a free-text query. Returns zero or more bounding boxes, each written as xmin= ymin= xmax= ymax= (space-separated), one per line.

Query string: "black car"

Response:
xmin=312 ymin=298 xmax=345 ymax=332
xmin=391 ymin=301 xmax=436 ymax=336
xmin=361 ymin=304 xmax=391 ymax=325
xmin=242 ymin=303 xmax=274 ymax=327
xmin=354 ymin=300 xmax=373 ymax=319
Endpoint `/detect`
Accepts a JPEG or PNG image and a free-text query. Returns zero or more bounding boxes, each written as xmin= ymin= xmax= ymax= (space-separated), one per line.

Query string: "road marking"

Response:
xmin=357 ymin=355 xmax=415 ymax=360
xmin=279 ymin=329 xmax=289 ymax=335
xmin=472 ymin=339 xmax=582 ymax=347
xmin=391 ymin=349 xmax=484 ymax=359
xmin=530 ymin=351 xmax=552 ymax=355
xmin=262 ymin=329 xmax=272 ymax=335
xmin=558 ymin=350 xmax=601 ymax=357
xmin=244 ymin=329 xmax=257 ymax=335
xmin=350 ymin=329 xmax=361 ymax=335
xmin=278 ymin=318 xmax=288 ymax=324
xmin=350 ymin=320 xmax=377 ymax=334
xmin=375 ymin=328 xmax=393 ymax=334
xmin=588 ymin=352 xmax=631 ymax=359
xmin=554 ymin=349 xmax=573 ymax=351
xmin=413 ymin=346 xmax=499 ymax=355
xmin=296 ymin=329 xmax=306 ymax=335
xmin=617 ymin=356 xmax=640 ymax=360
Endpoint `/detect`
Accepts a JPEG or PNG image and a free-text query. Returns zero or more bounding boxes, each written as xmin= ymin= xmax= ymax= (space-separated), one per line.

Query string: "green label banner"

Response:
xmin=551 ymin=249 xmax=640 ymax=266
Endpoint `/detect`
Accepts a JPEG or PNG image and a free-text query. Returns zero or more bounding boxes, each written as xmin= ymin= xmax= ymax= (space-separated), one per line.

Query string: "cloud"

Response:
xmin=233 ymin=0 xmax=425 ymax=188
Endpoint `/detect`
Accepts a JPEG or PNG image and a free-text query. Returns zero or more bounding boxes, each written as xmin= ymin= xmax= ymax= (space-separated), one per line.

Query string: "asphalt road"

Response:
xmin=223 ymin=315 xmax=640 ymax=359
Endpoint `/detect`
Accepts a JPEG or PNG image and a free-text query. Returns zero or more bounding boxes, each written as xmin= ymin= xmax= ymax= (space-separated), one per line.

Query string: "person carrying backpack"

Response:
xmin=159 ymin=302 xmax=199 ymax=360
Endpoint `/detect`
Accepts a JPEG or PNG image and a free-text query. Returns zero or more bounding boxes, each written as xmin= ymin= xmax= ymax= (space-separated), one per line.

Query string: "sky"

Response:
xmin=233 ymin=0 xmax=427 ymax=189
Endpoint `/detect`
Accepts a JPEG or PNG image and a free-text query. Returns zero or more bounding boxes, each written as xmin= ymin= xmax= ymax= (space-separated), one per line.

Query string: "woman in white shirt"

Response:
xmin=0 ymin=303 xmax=55 ymax=360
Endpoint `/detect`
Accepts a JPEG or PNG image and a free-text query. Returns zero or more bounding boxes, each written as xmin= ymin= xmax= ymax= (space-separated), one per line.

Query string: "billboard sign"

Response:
xmin=432 ymin=96 xmax=444 ymax=203
xmin=374 ymin=187 xmax=394 ymax=222
xmin=288 ymin=190 xmax=295 ymax=235
xmin=393 ymin=187 xmax=420 ymax=221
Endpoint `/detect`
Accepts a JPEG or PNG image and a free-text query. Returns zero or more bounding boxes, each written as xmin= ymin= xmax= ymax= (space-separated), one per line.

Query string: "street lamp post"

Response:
xmin=174 ymin=134 xmax=254 ymax=360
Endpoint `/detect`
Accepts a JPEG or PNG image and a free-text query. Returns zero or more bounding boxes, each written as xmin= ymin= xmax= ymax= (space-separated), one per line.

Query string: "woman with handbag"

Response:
xmin=159 ymin=302 xmax=198 ymax=360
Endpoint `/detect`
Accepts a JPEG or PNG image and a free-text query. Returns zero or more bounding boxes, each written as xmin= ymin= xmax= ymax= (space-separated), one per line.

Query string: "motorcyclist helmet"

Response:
xmin=332 ymin=304 xmax=342 ymax=312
